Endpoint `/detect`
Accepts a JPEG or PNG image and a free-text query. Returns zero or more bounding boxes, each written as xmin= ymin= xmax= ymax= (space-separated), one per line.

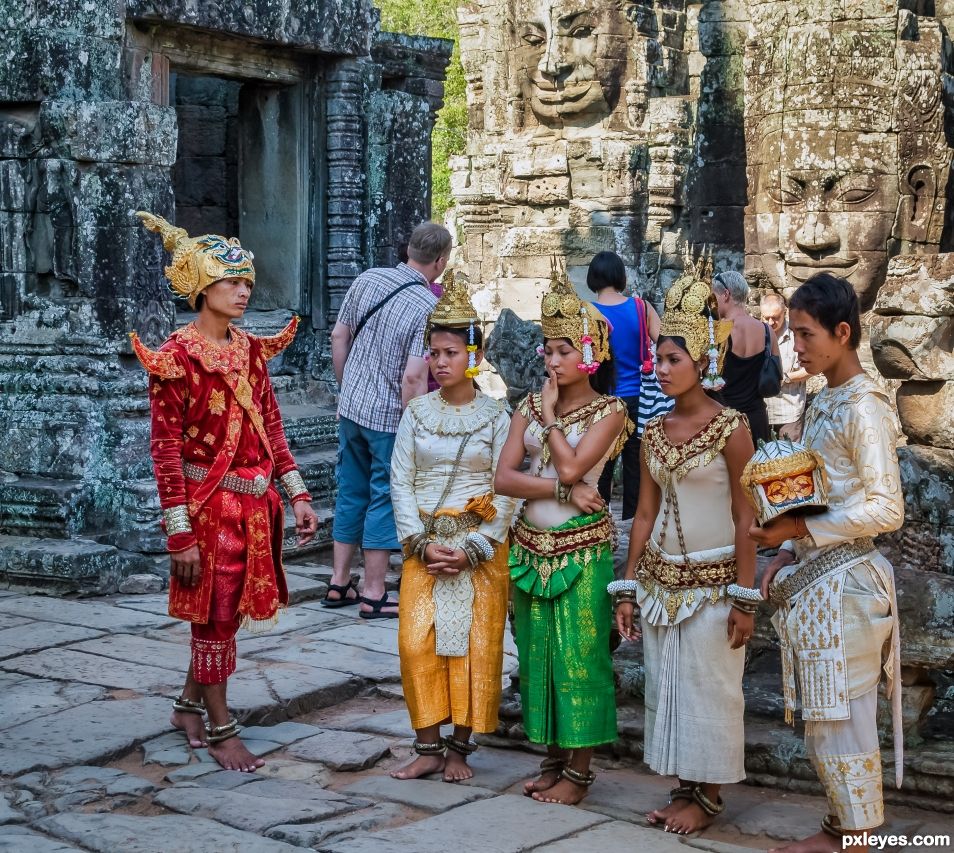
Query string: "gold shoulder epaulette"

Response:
xmin=129 ymin=332 xmax=186 ymax=380
xmin=255 ymin=315 xmax=300 ymax=361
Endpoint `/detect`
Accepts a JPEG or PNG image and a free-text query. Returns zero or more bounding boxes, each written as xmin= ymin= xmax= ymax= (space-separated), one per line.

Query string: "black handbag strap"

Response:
xmin=763 ymin=322 xmax=773 ymax=357
xmin=352 ymin=278 xmax=420 ymax=342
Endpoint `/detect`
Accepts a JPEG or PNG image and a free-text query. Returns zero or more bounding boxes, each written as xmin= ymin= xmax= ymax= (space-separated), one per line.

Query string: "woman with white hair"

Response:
xmin=711 ymin=271 xmax=779 ymax=444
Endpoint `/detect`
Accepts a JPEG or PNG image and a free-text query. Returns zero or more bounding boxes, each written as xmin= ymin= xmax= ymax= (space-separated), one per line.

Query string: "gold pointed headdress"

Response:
xmin=427 ymin=269 xmax=482 ymax=378
xmin=540 ymin=258 xmax=611 ymax=372
xmin=137 ymin=211 xmax=255 ymax=308
xmin=659 ymin=247 xmax=733 ymax=389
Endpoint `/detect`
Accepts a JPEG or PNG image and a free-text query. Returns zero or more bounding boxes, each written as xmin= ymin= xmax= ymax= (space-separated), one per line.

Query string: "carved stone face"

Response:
xmin=512 ymin=0 xmax=629 ymax=127
xmin=749 ymin=128 xmax=900 ymax=310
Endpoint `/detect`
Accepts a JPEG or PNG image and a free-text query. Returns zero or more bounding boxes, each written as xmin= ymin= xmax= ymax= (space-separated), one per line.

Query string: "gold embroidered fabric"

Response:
xmin=512 ymin=512 xmax=614 ymax=587
xmin=814 ymin=749 xmax=885 ymax=831
xmin=519 ymin=392 xmax=632 ymax=464
xmin=176 ymin=323 xmax=250 ymax=376
xmin=643 ymin=408 xmax=743 ymax=487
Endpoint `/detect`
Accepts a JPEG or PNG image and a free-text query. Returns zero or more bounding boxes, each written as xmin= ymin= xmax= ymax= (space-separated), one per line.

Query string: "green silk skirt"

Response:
xmin=509 ymin=512 xmax=617 ymax=749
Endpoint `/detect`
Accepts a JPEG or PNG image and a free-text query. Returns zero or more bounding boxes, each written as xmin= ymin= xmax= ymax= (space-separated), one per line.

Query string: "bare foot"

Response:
xmin=390 ymin=754 xmax=445 ymax=780
xmin=443 ymin=749 xmax=473 ymax=783
xmin=207 ymin=737 xmax=265 ymax=772
xmin=665 ymin=801 xmax=719 ymax=835
xmin=531 ymin=777 xmax=589 ymax=805
xmin=769 ymin=831 xmax=841 ymax=853
xmin=646 ymin=797 xmax=690 ymax=826
xmin=170 ymin=710 xmax=206 ymax=748
xmin=523 ymin=765 xmax=562 ymax=795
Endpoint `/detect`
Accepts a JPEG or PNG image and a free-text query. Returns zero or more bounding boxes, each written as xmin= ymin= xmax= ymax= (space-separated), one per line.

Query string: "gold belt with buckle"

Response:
xmin=769 ymin=538 xmax=876 ymax=607
xmin=638 ymin=540 xmax=737 ymax=590
xmin=183 ymin=462 xmax=271 ymax=498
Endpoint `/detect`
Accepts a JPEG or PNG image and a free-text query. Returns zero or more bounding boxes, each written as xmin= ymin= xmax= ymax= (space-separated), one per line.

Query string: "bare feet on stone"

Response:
xmin=390 ymin=754 xmax=445 ymax=780
xmin=646 ymin=798 xmax=689 ymax=827
xmin=531 ymin=776 xmax=589 ymax=806
xmin=523 ymin=766 xmax=562 ymax=795
xmin=664 ymin=800 xmax=718 ymax=834
xmin=769 ymin=831 xmax=841 ymax=853
xmin=207 ymin=737 xmax=265 ymax=772
xmin=170 ymin=709 xmax=206 ymax=748
xmin=442 ymin=749 xmax=473 ymax=783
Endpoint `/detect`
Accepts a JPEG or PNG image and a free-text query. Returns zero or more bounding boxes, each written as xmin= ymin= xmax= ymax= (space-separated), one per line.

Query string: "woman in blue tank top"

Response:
xmin=588 ymin=251 xmax=660 ymax=521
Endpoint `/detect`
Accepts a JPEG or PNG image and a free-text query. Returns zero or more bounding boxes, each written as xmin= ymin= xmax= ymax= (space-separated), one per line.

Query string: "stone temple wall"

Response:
xmin=464 ymin=0 xmax=954 ymax=764
xmin=0 ymin=1 xmax=451 ymax=591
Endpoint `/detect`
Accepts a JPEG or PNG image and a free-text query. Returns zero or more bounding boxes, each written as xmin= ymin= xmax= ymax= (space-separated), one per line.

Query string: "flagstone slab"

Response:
xmin=543 ymin=819 xmax=688 ymax=852
xmin=286 ymin=728 xmax=394 ymax=771
xmin=0 ymin=826 xmax=80 ymax=851
xmin=36 ymin=813 xmax=300 ymax=852
xmin=326 ymin=708 xmax=412 ymax=738
xmin=240 ymin=720 xmax=323 ymax=744
xmin=153 ymin=784 xmax=363 ymax=833
xmin=266 ymin=802 xmax=405 ymax=847
xmin=284 ymin=573 xmax=328 ymax=604
xmin=1 ymin=674 xmax=105 ymax=729
xmin=0 ymin=623 xmax=104 ymax=661
xmin=0 ymin=598 xmax=175 ymax=632
xmin=316 ymin=622 xmax=399 ymax=656
xmin=224 ymin=664 xmax=364 ymax=723
xmin=320 ymin=794 xmax=606 ymax=853
xmin=0 ymin=649 xmax=182 ymax=692
xmin=250 ymin=641 xmax=400 ymax=682
xmin=339 ymin=775 xmax=498 ymax=813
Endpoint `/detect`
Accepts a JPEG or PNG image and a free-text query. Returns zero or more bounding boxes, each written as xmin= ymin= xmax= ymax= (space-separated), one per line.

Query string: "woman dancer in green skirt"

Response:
xmin=495 ymin=270 xmax=630 ymax=806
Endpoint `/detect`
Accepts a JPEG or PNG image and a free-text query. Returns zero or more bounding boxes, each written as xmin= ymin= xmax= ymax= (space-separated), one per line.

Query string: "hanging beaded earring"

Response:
xmin=465 ymin=319 xmax=479 ymax=378
xmin=577 ymin=306 xmax=600 ymax=374
xmin=701 ymin=314 xmax=725 ymax=390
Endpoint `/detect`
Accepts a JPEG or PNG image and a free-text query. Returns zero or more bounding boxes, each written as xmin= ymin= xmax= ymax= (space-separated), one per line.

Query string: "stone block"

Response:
xmin=287 ymin=728 xmax=393 ymax=770
xmin=0 ymin=30 xmax=122 ymax=103
xmin=251 ymin=638 xmax=400 ymax=682
xmin=0 ymin=619 xmax=103 ymax=661
xmin=870 ymin=315 xmax=954 ymax=381
xmin=153 ymin=783 xmax=361 ymax=833
xmin=36 ymin=813 xmax=301 ymax=852
xmin=322 ymin=794 xmax=606 ymax=853
xmin=0 ymin=696 xmax=170 ymax=771
xmin=171 ymin=157 xmax=227 ymax=207
xmin=266 ymin=802 xmax=404 ymax=847
xmin=328 ymin=708 xmax=412 ymax=738
xmin=0 ymin=647 xmax=182 ymax=691
xmin=0 ymin=593 xmax=175 ymax=631
xmin=320 ymin=621 xmax=400 ymax=656
xmin=0 ymin=537 xmax=131 ymax=593
xmin=0 ymin=826 xmax=80 ymax=851
xmin=896 ymin=565 xmax=954 ymax=669
xmin=340 ymin=775 xmax=497 ymax=812
xmin=118 ymin=573 xmax=163 ymax=594
xmin=897 ymin=381 xmax=954 ymax=449
xmin=174 ymin=105 xmax=228 ymax=157
xmin=40 ymin=101 xmax=178 ymax=166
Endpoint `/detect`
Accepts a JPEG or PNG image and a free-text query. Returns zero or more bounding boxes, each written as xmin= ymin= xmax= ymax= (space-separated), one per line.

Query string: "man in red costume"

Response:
xmin=131 ymin=211 xmax=318 ymax=772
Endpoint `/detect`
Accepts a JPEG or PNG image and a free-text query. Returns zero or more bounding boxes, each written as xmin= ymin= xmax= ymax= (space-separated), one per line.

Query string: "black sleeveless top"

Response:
xmin=721 ymin=336 xmax=770 ymax=444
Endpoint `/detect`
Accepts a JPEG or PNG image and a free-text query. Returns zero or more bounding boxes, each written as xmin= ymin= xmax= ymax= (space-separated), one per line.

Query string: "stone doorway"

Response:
xmin=169 ymin=71 xmax=315 ymax=318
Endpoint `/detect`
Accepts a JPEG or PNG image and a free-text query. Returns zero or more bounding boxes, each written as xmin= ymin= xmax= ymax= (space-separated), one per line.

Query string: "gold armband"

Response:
xmin=280 ymin=470 xmax=308 ymax=499
xmin=163 ymin=505 xmax=192 ymax=536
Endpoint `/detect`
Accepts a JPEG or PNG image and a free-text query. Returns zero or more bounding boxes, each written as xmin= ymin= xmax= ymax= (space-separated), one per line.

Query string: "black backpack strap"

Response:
xmin=352 ymin=278 xmax=420 ymax=342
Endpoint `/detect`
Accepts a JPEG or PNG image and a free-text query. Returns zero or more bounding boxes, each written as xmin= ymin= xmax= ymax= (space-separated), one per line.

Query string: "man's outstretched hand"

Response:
xmin=293 ymin=501 xmax=319 ymax=546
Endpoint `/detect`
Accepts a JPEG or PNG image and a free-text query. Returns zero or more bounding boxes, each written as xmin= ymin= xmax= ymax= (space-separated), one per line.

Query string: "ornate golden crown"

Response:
xmin=427 ymin=269 xmax=479 ymax=330
xmin=540 ymin=261 xmax=611 ymax=366
xmin=659 ymin=248 xmax=732 ymax=368
xmin=138 ymin=211 xmax=255 ymax=308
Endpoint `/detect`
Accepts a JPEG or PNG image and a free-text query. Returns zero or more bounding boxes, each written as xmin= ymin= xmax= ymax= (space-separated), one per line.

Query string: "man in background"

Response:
xmin=760 ymin=292 xmax=809 ymax=441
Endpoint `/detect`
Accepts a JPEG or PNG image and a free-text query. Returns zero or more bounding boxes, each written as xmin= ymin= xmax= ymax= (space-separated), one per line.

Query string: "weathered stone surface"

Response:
xmin=321 ymin=794 xmax=606 ymax=853
xmin=153 ymin=782 xmax=361 ymax=833
xmin=36 ymin=813 xmax=301 ymax=852
xmin=0 ymin=696 xmax=170 ymax=772
xmin=66 ymin=633 xmax=191 ymax=671
xmin=286 ymin=728 xmax=394 ymax=771
xmin=17 ymin=765 xmax=157 ymax=799
xmin=251 ymin=640 xmax=400 ymax=682
xmin=339 ymin=775 xmax=497 ymax=813
xmin=329 ymin=708 xmax=412 ymax=738
xmin=141 ymin=732 xmax=193 ymax=766
xmin=239 ymin=721 xmax=323 ymax=745
xmin=0 ymin=826 xmax=80 ymax=852
xmin=118 ymin=573 xmax=164 ymax=594
xmin=321 ymin=621 xmax=399 ymax=656
xmin=265 ymin=802 xmax=404 ymax=847
xmin=0 ymin=621 xmax=104 ymax=661
xmin=726 ymin=801 xmax=824 ymax=841
xmin=0 ymin=793 xmax=23 ymax=826
xmin=0 ymin=596 xmax=175 ymax=632
xmin=484 ymin=310 xmax=545 ymax=407
xmin=0 ymin=648 xmax=182 ymax=691
xmin=544 ymin=820 xmax=687 ymax=852
xmin=897 ymin=382 xmax=954 ymax=449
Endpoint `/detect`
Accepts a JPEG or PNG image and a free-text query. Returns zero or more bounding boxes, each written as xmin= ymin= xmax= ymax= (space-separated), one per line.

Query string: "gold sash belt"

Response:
xmin=638 ymin=540 xmax=737 ymax=590
xmin=769 ymin=537 xmax=876 ymax=607
xmin=419 ymin=509 xmax=483 ymax=539
xmin=512 ymin=513 xmax=613 ymax=557
xmin=183 ymin=462 xmax=271 ymax=498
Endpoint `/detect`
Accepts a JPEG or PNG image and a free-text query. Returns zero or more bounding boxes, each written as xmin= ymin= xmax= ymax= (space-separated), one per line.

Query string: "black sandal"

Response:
xmin=359 ymin=591 xmax=399 ymax=619
xmin=321 ymin=575 xmax=359 ymax=608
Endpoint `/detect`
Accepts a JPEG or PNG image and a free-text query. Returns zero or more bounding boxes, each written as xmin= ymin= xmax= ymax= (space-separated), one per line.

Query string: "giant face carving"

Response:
xmin=749 ymin=128 xmax=902 ymax=311
xmin=512 ymin=0 xmax=630 ymax=127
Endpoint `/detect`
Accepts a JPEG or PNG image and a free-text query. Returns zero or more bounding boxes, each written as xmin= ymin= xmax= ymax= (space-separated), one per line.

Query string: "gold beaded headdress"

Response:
xmin=426 ymin=269 xmax=481 ymax=378
xmin=659 ymin=248 xmax=732 ymax=389
xmin=540 ymin=259 xmax=611 ymax=373
xmin=137 ymin=211 xmax=256 ymax=308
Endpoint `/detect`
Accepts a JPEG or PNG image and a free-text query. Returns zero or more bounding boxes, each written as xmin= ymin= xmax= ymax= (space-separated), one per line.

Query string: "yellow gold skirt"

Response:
xmin=398 ymin=540 xmax=509 ymax=732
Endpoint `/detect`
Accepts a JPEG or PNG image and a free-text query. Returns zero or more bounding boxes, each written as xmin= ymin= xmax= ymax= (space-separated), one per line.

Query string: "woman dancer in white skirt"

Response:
xmin=614 ymin=259 xmax=757 ymax=834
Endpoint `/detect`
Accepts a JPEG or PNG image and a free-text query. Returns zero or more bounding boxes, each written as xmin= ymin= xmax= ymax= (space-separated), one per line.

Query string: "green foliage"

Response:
xmin=376 ymin=0 xmax=466 ymax=219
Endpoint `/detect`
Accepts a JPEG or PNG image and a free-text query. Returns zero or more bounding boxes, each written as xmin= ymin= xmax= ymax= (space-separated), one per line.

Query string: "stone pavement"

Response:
xmin=0 ymin=576 xmax=951 ymax=853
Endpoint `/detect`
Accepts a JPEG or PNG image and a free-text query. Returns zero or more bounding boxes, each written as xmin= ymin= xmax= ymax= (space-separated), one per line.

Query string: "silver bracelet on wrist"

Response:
xmin=607 ymin=579 xmax=639 ymax=595
xmin=465 ymin=532 xmax=494 ymax=562
xmin=727 ymin=583 xmax=763 ymax=602
xmin=280 ymin=470 xmax=308 ymax=499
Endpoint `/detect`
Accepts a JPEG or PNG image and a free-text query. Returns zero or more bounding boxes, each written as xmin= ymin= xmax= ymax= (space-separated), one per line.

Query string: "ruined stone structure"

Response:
xmin=465 ymin=0 xmax=954 ymax=794
xmin=0 ymin=1 xmax=451 ymax=590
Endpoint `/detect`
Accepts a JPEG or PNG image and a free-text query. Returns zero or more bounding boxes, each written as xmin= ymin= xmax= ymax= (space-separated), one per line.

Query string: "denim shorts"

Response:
xmin=331 ymin=416 xmax=400 ymax=550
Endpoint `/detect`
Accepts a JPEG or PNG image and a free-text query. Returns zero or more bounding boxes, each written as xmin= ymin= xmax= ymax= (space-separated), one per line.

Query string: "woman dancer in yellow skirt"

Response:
xmin=389 ymin=276 xmax=516 ymax=782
